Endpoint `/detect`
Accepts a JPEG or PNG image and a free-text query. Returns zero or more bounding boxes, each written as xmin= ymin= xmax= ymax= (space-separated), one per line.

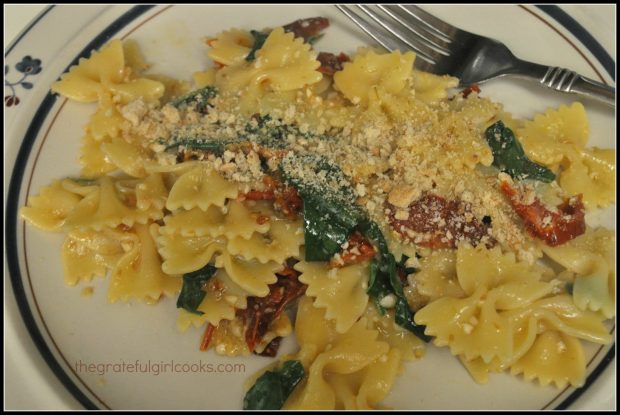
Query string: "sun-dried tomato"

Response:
xmin=242 ymin=175 xmax=302 ymax=219
xmin=199 ymin=323 xmax=216 ymax=351
xmin=244 ymin=189 xmax=275 ymax=201
xmin=500 ymin=181 xmax=585 ymax=246
xmin=238 ymin=266 xmax=306 ymax=354
xmin=330 ymin=232 xmax=376 ymax=267
xmin=274 ymin=186 xmax=302 ymax=219
xmin=386 ymin=193 xmax=495 ymax=249
xmin=317 ymin=52 xmax=350 ymax=76
xmin=282 ymin=17 xmax=330 ymax=42
xmin=461 ymin=84 xmax=481 ymax=98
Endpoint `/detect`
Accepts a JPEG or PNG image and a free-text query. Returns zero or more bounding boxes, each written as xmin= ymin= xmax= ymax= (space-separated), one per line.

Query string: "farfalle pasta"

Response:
xmin=21 ymin=15 xmax=614 ymax=410
xmin=541 ymin=227 xmax=615 ymax=318
xmin=415 ymin=244 xmax=612 ymax=388
xmin=295 ymin=260 xmax=370 ymax=333
xmin=282 ymin=297 xmax=397 ymax=410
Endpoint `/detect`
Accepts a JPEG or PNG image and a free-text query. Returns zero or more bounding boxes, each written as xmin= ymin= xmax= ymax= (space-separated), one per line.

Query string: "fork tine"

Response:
xmin=377 ymin=5 xmax=452 ymax=54
xmin=356 ymin=5 xmax=446 ymax=64
xmin=398 ymin=5 xmax=459 ymax=42
xmin=335 ymin=5 xmax=415 ymax=57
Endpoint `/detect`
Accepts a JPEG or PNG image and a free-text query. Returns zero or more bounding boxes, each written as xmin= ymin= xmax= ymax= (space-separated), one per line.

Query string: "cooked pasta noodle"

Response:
xmin=20 ymin=16 xmax=614 ymax=410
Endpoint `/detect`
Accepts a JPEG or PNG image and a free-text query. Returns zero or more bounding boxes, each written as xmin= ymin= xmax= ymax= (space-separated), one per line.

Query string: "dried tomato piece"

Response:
xmin=500 ymin=181 xmax=585 ymax=246
xmin=238 ymin=266 xmax=306 ymax=354
xmin=199 ymin=323 xmax=216 ymax=351
xmin=386 ymin=193 xmax=495 ymax=249
xmin=317 ymin=52 xmax=350 ymax=76
xmin=243 ymin=175 xmax=277 ymax=201
xmin=330 ymin=232 xmax=376 ymax=267
xmin=460 ymin=84 xmax=481 ymax=98
xmin=282 ymin=17 xmax=330 ymax=42
xmin=242 ymin=175 xmax=302 ymax=219
xmin=244 ymin=189 xmax=275 ymax=201
xmin=274 ymin=185 xmax=302 ymax=219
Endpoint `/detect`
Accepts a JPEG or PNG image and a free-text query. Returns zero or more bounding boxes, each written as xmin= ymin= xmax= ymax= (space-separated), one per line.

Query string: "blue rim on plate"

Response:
xmin=5 ymin=5 xmax=615 ymax=410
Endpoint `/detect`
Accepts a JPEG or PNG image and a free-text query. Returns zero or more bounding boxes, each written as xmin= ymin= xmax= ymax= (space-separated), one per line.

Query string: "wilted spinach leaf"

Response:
xmin=246 ymin=30 xmax=270 ymax=62
xmin=243 ymin=360 xmax=304 ymax=410
xmin=176 ymin=264 xmax=217 ymax=315
xmin=485 ymin=121 xmax=555 ymax=182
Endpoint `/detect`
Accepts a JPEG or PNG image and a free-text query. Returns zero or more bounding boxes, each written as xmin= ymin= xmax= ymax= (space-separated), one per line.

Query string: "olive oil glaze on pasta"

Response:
xmin=20 ymin=17 xmax=615 ymax=410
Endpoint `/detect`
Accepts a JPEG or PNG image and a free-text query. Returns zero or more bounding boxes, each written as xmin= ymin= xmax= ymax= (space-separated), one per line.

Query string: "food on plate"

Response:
xmin=21 ymin=16 xmax=615 ymax=410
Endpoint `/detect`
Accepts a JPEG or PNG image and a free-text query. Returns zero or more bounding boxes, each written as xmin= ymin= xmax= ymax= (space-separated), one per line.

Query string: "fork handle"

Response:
xmin=515 ymin=60 xmax=615 ymax=107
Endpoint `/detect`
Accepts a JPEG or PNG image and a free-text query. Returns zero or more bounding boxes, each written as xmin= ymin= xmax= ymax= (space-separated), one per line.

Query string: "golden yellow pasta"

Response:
xmin=20 ymin=15 xmax=614 ymax=410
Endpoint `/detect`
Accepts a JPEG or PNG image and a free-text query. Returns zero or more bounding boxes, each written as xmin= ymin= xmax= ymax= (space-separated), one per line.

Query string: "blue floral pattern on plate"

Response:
xmin=5 ymin=56 xmax=43 ymax=107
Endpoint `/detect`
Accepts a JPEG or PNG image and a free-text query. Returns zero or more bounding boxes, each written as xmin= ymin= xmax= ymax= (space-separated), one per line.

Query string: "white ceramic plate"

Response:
xmin=5 ymin=5 xmax=616 ymax=410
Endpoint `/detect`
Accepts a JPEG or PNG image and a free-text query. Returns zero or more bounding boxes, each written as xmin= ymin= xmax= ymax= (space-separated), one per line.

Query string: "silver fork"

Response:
xmin=336 ymin=5 xmax=615 ymax=107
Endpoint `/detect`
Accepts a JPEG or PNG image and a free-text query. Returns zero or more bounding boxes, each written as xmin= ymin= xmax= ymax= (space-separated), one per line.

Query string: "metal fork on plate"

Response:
xmin=336 ymin=5 xmax=615 ymax=107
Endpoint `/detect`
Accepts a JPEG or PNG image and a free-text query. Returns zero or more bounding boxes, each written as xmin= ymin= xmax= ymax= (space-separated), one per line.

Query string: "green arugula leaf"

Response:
xmin=485 ymin=121 xmax=555 ymax=182
xmin=360 ymin=219 xmax=430 ymax=342
xmin=280 ymin=154 xmax=430 ymax=341
xmin=164 ymin=138 xmax=227 ymax=155
xmin=171 ymin=85 xmax=217 ymax=112
xmin=246 ymin=30 xmax=270 ymax=62
xmin=302 ymin=201 xmax=356 ymax=261
xmin=164 ymin=115 xmax=331 ymax=156
xmin=280 ymin=153 xmax=363 ymax=261
xmin=176 ymin=264 xmax=217 ymax=315
xmin=243 ymin=360 xmax=304 ymax=410
xmin=67 ymin=177 xmax=99 ymax=186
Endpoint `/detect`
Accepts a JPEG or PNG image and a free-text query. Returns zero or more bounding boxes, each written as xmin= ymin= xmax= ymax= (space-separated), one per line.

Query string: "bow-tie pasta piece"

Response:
xmin=410 ymin=70 xmax=458 ymax=104
xmin=214 ymin=252 xmax=281 ymax=297
xmin=364 ymin=305 xmax=425 ymax=362
xmin=254 ymin=27 xmax=322 ymax=92
xmin=510 ymin=330 xmax=585 ymax=388
xmin=20 ymin=180 xmax=84 ymax=231
xmin=207 ymin=29 xmax=253 ymax=66
xmin=411 ymin=249 xmax=464 ymax=304
xmin=87 ymin=93 xmax=127 ymax=141
xmin=166 ymin=165 xmax=239 ymax=211
xmin=51 ymin=39 xmax=125 ymax=102
xmin=525 ymin=295 xmax=612 ymax=345
xmin=64 ymin=176 xmax=164 ymax=230
xmin=107 ymin=78 xmax=165 ymax=104
xmin=560 ymin=147 xmax=615 ymax=209
xmin=134 ymin=173 xmax=168 ymax=211
xmin=108 ymin=223 xmax=181 ymax=303
xmin=52 ymin=38 xmax=164 ymax=104
xmin=334 ymin=49 xmax=416 ymax=106
xmin=415 ymin=287 xmax=513 ymax=363
xmin=415 ymin=244 xmax=557 ymax=363
xmin=327 ymin=348 xmax=402 ymax=410
xmin=295 ymin=260 xmax=370 ymax=334
xmin=226 ymin=218 xmax=304 ymax=264
xmin=157 ymin=231 xmax=226 ymax=275
xmin=161 ymin=206 xmax=226 ymax=237
xmin=100 ymin=136 xmax=152 ymax=178
xmin=79 ymin=134 xmax=118 ymax=178
xmin=214 ymin=27 xmax=322 ymax=115
xmin=161 ymin=201 xmax=269 ymax=240
xmin=61 ymin=227 xmax=129 ymax=286
xmin=541 ymin=227 xmax=615 ymax=318
xmin=284 ymin=308 xmax=390 ymax=409
xmin=516 ymin=102 xmax=589 ymax=168
xmin=219 ymin=200 xmax=272 ymax=239
xmin=456 ymin=244 xmax=555 ymax=310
